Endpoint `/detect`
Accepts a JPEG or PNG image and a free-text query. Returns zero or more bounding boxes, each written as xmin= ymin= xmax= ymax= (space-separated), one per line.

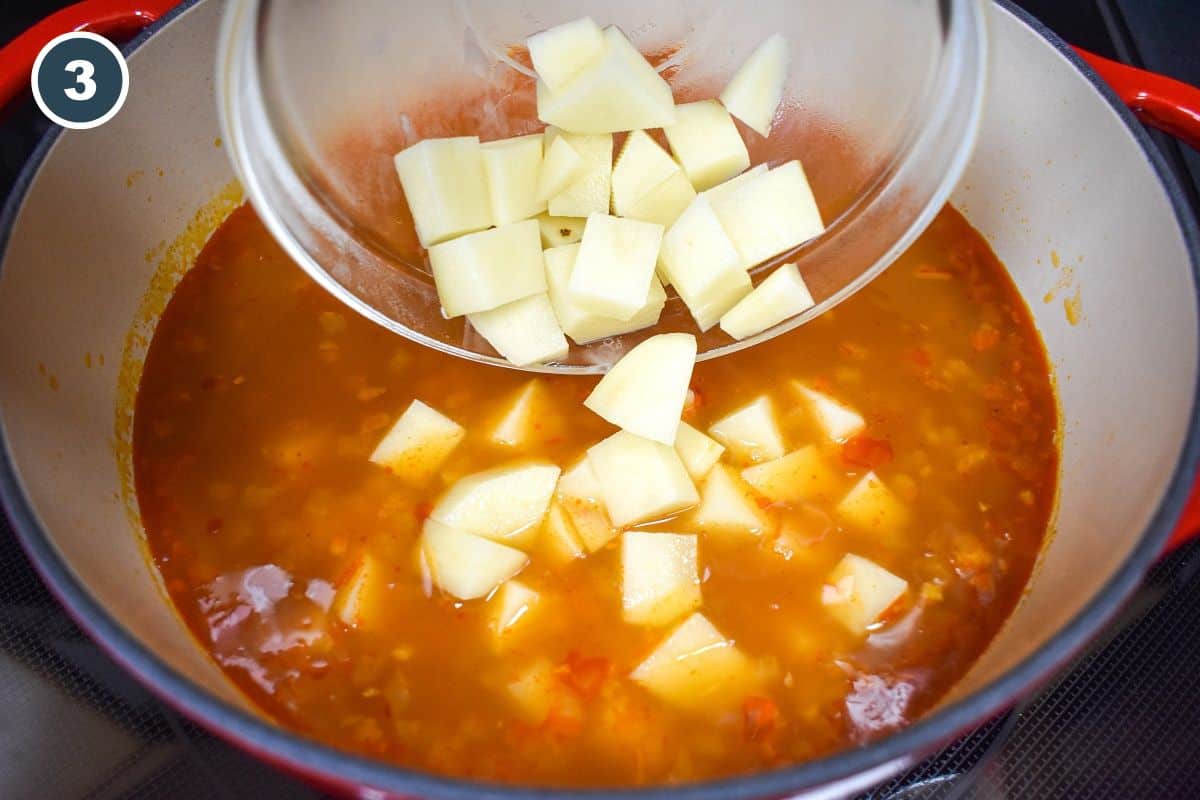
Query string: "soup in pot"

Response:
xmin=133 ymin=201 xmax=1057 ymax=786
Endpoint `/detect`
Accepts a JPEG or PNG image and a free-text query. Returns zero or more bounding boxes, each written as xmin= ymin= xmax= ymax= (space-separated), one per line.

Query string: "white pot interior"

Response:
xmin=0 ymin=0 xmax=1194 ymax=787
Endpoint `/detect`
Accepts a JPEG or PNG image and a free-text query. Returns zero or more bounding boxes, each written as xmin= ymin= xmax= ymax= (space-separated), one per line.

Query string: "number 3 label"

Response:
xmin=31 ymin=32 xmax=129 ymax=130
xmin=63 ymin=59 xmax=98 ymax=102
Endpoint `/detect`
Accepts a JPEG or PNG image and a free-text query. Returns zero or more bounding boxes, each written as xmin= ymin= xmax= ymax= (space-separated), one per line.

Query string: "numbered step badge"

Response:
xmin=31 ymin=32 xmax=130 ymax=130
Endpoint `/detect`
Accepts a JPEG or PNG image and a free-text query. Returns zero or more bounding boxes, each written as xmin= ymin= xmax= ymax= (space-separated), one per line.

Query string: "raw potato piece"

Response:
xmin=674 ymin=421 xmax=725 ymax=480
xmin=332 ymin=553 xmax=389 ymax=630
xmin=631 ymin=612 xmax=756 ymax=711
xmin=657 ymin=196 xmax=752 ymax=331
xmin=612 ymin=130 xmax=696 ymax=228
xmin=507 ymin=659 xmax=580 ymax=724
xmin=421 ymin=520 xmax=529 ymax=600
xmin=709 ymin=396 xmax=786 ymax=463
xmin=621 ymin=532 xmax=701 ymax=626
xmin=536 ymin=137 xmax=585 ymax=203
xmin=537 ymin=214 xmax=586 ymax=248
xmin=393 ymin=136 xmax=492 ymax=247
xmin=663 ymin=100 xmax=751 ymax=191
xmin=536 ymin=26 xmax=676 ymax=135
xmin=527 ymin=16 xmax=606 ymax=92
xmin=481 ymin=134 xmax=546 ymax=225
xmin=837 ymin=472 xmax=909 ymax=534
xmin=742 ymin=445 xmax=840 ymax=504
xmin=587 ymin=431 xmax=699 ymax=527
xmin=428 ymin=220 xmax=545 ymax=317
xmin=544 ymin=129 xmax=613 ymax=218
xmin=584 ymin=333 xmax=697 ymax=445
xmin=568 ymin=214 xmax=664 ymax=320
xmin=544 ymin=244 xmax=666 ymax=345
xmin=720 ymin=263 xmax=815 ymax=340
xmin=539 ymin=501 xmax=587 ymax=563
xmin=709 ymin=161 xmax=824 ymax=270
xmin=702 ymin=163 xmax=767 ymax=205
xmin=369 ymin=399 xmax=465 ymax=482
xmin=822 ymin=554 xmax=908 ymax=633
xmin=555 ymin=458 xmax=621 ymax=552
xmin=720 ymin=34 xmax=789 ymax=138
xmin=489 ymin=580 xmax=539 ymax=641
xmin=693 ymin=464 xmax=772 ymax=539
xmin=430 ymin=462 xmax=562 ymax=545
xmin=467 ymin=293 xmax=569 ymax=367
xmin=488 ymin=380 xmax=553 ymax=448
xmin=793 ymin=382 xmax=866 ymax=443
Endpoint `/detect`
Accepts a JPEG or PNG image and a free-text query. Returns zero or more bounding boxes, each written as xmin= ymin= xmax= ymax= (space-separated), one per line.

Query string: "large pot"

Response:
xmin=1 ymin=1 xmax=1199 ymax=798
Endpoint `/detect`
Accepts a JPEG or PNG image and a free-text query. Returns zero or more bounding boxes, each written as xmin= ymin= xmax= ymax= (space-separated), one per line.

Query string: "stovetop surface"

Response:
xmin=2 ymin=1 xmax=1199 ymax=798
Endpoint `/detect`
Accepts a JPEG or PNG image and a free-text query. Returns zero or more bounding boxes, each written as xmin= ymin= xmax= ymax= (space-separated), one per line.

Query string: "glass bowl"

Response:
xmin=217 ymin=0 xmax=987 ymax=373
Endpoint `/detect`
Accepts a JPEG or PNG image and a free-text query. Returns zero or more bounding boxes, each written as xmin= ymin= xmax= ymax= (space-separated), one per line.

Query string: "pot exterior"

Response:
xmin=0 ymin=1 xmax=1197 ymax=798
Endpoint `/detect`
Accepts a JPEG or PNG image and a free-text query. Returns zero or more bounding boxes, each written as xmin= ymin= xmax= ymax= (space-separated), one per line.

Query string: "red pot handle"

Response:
xmin=1074 ymin=47 xmax=1200 ymax=152
xmin=0 ymin=0 xmax=179 ymax=111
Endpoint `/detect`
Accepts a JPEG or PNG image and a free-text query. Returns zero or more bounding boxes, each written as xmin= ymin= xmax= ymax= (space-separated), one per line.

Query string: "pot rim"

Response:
xmin=1 ymin=1 xmax=1198 ymax=797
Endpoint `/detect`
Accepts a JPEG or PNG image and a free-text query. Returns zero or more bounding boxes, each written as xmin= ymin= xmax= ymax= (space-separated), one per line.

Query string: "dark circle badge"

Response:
xmin=31 ymin=32 xmax=129 ymax=130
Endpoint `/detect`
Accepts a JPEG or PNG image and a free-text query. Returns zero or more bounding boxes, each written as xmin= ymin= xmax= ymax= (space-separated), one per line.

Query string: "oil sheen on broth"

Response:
xmin=134 ymin=204 xmax=1057 ymax=786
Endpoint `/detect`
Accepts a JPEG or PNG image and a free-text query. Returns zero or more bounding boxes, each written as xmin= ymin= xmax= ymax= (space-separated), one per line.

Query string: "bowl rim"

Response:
xmin=1 ymin=0 xmax=1198 ymax=797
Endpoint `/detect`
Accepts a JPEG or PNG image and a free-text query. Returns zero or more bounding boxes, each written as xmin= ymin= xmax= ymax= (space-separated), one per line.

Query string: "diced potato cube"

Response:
xmin=674 ymin=421 xmax=725 ymax=480
xmin=720 ymin=34 xmax=789 ymax=138
xmin=544 ymin=243 xmax=665 ymax=345
xmin=536 ymin=26 xmax=676 ymax=135
xmin=557 ymin=455 xmax=605 ymax=501
xmin=822 ymin=553 xmax=907 ymax=633
xmin=741 ymin=445 xmax=840 ymax=504
xmin=544 ymin=128 xmax=613 ymax=218
xmin=663 ymin=100 xmax=751 ymax=191
xmin=421 ymin=520 xmax=529 ymax=600
xmin=556 ymin=458 xmax=621 ymax=552
xmin=539 ymin=500 xmax=588 ymax=563
xmin=612 ymin=130 xmax=696 ymax=228
xmin=536 ymin=137 xmax=586 ymax=203
xmin=720 ymin=262 xmax=815 ymax=340
xmin=467 ymin=293 xmax=568 ymax=367
xmin=792 ymin=382 xmax=866 ymax=443
xmin=626 ymin=172 xmax=696 ymax=229
xmin=562 ymin=500 xmax=620 ymax=552
xmin=392 ymin=136 xmax=491 ymax=247
xmin=709 ymin=396 xmax=786 ymax=463
xmin=369 ymin=399 xmax=465 ymax=482
xmin=693 ymin=464 xmax=772 ymax=538
xmin=709 ymin=161 xmax=824 ymax=270
xmin=428 ymin=220 xmax=545 ymax=317
xmin=587 ymin=431 xmax=699 ymax=527
xmin=332 ymin=553 xmax=388 ymax=630
xmin=702 ymin=164 xmax=767 ymax=206
xmin=537 ymin=213 xmax=586 ymax=248
xmin=489 ymin=579 xmax=540 ymax=640
xmin=527 ymin=16 xmax=606 ymax=92
xmin=430 ymin=462 xmax=562 ymax=545
xmin=621 ymin=532 xmax=701 ymax=626
xmin=481 ymin=133 xmax=546 ymax=226
xmin=507 ymin=659 xmax=580 ymax=724
xmin=836 ymin=472 xmax=909 ymax=534
xmin=584 ymin=333 xmax=696 ymax=445
xmin=568 ymin=214 xmax=665 ymax=320
xmin=657 ymin=196 xmax=752 ymax=332
xmin=630 ymin=612 xmax=756 ymax=710
xmin=488 ymin=380 xmax=552 ymax=448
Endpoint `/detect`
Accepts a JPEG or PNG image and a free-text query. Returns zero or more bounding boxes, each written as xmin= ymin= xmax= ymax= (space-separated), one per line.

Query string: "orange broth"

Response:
xmin=133 ymin=203 xmax=1057 ymax=786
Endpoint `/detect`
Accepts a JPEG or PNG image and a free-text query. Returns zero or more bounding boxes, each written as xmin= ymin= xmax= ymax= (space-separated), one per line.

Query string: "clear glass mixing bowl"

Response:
xmin=217 ymin=0 xmax=987 ymax=373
